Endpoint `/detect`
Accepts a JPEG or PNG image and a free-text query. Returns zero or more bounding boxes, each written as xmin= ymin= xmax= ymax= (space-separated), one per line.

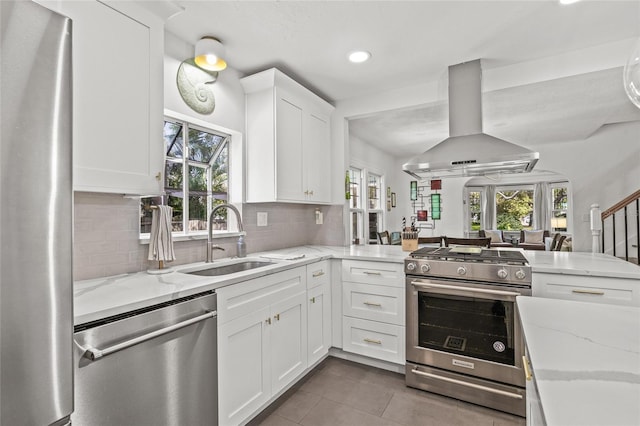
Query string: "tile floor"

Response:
xmin=249 ymin=357 xmax=526 ymax=426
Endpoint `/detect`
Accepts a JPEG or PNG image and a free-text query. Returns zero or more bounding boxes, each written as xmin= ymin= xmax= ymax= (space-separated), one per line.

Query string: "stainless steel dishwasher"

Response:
xmin=73 ymin=290 xmax=218 ymax=426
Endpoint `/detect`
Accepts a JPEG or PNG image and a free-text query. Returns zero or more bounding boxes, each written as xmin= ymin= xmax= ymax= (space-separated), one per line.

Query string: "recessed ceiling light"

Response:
xmin=559 ymin=0 xmax=582 ymax=4
xmin=348 ymin=51 xmax=371 ymax=63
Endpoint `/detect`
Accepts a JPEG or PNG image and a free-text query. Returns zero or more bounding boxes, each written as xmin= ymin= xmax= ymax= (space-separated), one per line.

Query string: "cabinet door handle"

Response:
xmin=265 ymin=318 xmax=271 ymax=325
xmin=274 ymin=313 xmax=280 ymax=321
xmin=155 ymin=172 xmax=161 ymax=181
xmin=571 ymin=289 xmax=605 ymax=296
xmin=363 ymin=301 xmax=382 ymax=307
xmin=364 ymin=338 xmax=382 ymax=345
xmin=310 ymin=297 xmax=316 ymax=304
xmin=522 ymin=356 xmax=532 ymax=381
xmin=312 ymin=271 xmax=325 ymax=278
xmin=363 ymin=271 xmax=382 ymax=276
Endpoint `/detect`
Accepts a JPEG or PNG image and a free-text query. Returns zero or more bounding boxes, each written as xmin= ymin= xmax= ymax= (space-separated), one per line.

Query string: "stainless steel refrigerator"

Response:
xmin=1 ymin=1 xmax=74 ymax=425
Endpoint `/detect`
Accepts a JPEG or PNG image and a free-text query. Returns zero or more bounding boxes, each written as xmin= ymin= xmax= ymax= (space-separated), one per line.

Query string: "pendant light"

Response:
xmin=194 ymin=36 xmax=227 ymax=72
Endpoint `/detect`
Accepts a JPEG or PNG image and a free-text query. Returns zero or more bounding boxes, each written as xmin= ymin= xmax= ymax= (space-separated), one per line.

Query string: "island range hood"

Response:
xmin=403 ymin=59 xmax=539 ymax=179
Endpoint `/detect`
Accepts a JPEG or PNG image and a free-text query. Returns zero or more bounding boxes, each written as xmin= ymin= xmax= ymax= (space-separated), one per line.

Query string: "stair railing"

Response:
xmin=598 ymin=189 xmax=640 ymax=265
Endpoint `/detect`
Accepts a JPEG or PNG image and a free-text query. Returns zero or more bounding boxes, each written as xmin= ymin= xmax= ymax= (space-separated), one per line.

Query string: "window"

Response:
xmin=366 ymin=172 xmax=383 ymax=244
xmin=347 ymin=167 xmax=385 ymax=245
xmin=467 ymin=189 xmax=482 ymax=231
xmin=496 ymin=187 xmax=534 ymax=230
xmin=348 ymin=167 xmax=363 ymax=244
xmin=141 ymin=117 xmax=230 ymax=236
xmin=550 ymin=183 xmax=569 ymax=232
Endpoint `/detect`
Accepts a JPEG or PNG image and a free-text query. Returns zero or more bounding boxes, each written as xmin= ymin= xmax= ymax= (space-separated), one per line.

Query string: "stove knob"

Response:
xmin=407 ymin=262 xmax=417 ymax=271
xmin=497 ymin=268 xmax=508 ymax=279
xmin=421 ymin=264 xmax=431 ymax=273
xmin=456 ymin=266 xmax=467 ymax=276
xmin=515 ymin=269 xmax=526 ymax=280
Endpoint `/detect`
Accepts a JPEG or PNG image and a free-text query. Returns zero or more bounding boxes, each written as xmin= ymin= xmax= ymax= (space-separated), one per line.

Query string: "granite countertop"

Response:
xmin=524 ymin=250 xmax=640 ymax=279
xmin=74 ymin=244 xmax=640 ymax=326
xmin=517 ymin=296 xmax=640 ymax=426
xmin=73 ymin=245 xmax=408 ymax=325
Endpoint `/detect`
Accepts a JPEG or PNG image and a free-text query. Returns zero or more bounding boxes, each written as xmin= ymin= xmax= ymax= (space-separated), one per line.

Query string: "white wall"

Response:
xmin=164 ymin=32 xmax=245 ymax=132
xmin=537 ymin=121 xmax=640 ymax=252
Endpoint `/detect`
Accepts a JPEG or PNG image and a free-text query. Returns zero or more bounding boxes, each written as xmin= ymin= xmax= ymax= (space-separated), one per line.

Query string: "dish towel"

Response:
xmin=148 ymin=205 xmax=176 ymax=265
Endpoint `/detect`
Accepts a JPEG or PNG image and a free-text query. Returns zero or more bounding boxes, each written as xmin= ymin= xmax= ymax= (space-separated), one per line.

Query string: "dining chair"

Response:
xmin=550 ymin=234 xmax=566 ymax=251
xmin=418 ymin=236 xmax=443 ymax=246
xmin=444 ymin=237 xmax=491 ymax=248
xmin=377 ymin=231 xmax=390 ymax=245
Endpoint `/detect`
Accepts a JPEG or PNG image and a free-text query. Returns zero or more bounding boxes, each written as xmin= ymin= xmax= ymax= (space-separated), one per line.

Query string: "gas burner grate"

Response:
xmin=410 ymin=247 xmax=528 ymax=266
xmin=444 ymin=336 xmax=467 ymax=351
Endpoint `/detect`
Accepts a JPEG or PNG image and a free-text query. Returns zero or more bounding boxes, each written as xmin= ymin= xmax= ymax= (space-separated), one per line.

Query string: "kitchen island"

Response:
xmin=517 ymin=296 xmax=640 ymax=426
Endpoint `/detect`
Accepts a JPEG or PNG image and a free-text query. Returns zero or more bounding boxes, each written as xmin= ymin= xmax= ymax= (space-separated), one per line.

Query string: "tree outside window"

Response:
xmin=496 ymin=188 xmax=534 ymax=231
xmin=140 ymin=119 xmax=229 ymax=235
xmin=550 ymin=185 xmax=568 ymax=232
xmin=468 ymin=191 xmax=482 ymax=231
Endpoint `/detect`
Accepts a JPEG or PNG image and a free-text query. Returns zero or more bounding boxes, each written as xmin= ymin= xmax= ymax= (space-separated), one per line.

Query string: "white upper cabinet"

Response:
xmin=241 ymin=69 xmax=334 ymax=204
xmin=38 ymin=0 xmax=165 ymax=195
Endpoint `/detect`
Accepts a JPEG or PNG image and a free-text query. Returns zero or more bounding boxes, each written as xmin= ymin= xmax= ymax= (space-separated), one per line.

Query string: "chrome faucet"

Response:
xmin=207 ymin=203 xmax=246 ymax=262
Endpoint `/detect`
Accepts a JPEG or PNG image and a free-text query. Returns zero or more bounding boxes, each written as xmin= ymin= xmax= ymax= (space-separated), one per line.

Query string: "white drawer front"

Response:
xmin=342 ymin=282 xmax=405 ymax=325
xmin=341 ymin=260 xmax=404 ymax=287
xmin=216 ymin=267 xmax=306 ymax=324
xmin=533 ymin=273 xmax=638 ymax=306
xmin=307 ymin=260 xmax=330 ymax=290
xmin=342 ymin=316 xmax=405 ymax=364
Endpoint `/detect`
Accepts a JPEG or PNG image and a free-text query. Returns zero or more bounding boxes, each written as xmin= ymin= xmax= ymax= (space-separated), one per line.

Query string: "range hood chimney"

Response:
xmin=403 ymin=59 xmax=539 ymax=179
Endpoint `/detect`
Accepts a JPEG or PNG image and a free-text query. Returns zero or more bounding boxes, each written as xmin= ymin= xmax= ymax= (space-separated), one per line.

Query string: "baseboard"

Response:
xmin=328 ymin=347 xmax=405 ymax=374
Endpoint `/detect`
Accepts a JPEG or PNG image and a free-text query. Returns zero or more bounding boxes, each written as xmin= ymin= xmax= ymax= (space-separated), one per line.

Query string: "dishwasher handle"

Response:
xmin=79 ymin=310 xmax=216 ymax=361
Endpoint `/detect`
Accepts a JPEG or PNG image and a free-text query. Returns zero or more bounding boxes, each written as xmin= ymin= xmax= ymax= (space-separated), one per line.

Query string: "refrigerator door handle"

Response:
xmin=78 ymin=310 xmax=216 ymax=361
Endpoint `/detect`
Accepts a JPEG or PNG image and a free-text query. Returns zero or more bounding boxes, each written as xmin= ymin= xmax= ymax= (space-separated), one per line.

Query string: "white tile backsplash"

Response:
xmin=73 ymin=193 xmax=344 ymax=280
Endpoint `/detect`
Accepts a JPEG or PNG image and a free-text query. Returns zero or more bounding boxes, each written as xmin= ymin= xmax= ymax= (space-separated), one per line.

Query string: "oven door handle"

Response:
xmin=410 ymin=368 xmax=524 ymax=400
xmin=411 ymin=281 xmax=521 ymax=298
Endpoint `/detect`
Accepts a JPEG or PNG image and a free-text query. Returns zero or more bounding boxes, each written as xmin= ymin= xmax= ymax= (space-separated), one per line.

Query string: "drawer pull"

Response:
xmin=363 ymin=301 xmax=382 ymax=307
xmin=522 ymin=356 xmax=532 ymax=381
xmin=312 ymin=271 xmax=325 ymax=278
xmin=364 ymin=338 xmax=382 ymax=345
xmin=572 ymin=289 xmax=605 ymax=296
xmin=363 ymin=271 xmax=382 ymax=276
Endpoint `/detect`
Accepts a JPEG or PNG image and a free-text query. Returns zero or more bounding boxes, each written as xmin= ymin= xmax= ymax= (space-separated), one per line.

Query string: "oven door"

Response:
xmin=406 ymin=277 xmax=530 ymax=387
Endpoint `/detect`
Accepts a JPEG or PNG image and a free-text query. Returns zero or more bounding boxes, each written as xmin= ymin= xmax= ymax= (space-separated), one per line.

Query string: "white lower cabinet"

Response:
xmin=523 ymin=350 xmax=546 ymax=426
xmin=270 ymin=292 xmax=308 ymax=395
xmin=532 ymin=272 xmax=639 ymax=306
xmin=218 ymin=306 xmax=271 ymax=426
xmin=217 ymin=261 xmax=333 ymax=426
xmin=341 ymin=260 xmax=406 ymax=365
xmin=307 ymin=261 xmax=331 ymax=366
xmin=217 ymin=267 xmax=307 ymax=426
xmin=342 ymin=316 xmax=405 ymax=364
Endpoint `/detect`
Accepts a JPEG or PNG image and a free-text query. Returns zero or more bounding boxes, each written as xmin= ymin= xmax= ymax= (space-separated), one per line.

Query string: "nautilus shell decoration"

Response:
xmin=176 ymin=59 xmax=218 ymax=114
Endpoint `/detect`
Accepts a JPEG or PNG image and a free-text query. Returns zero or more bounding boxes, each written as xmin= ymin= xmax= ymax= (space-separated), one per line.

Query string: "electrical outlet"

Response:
xmin=315 ymin=210 xmax=323 ymax=225
xmin=257 ymin=212 xmax=268 ymax=226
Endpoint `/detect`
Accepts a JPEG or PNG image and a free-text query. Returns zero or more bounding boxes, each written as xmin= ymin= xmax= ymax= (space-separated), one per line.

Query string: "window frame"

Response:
xmin=463 ymin=181 xmax=573 ymax=237
xmin=348 ymin=167 xmax=364 ymax=245
xmin=140 ymin=110 xmax=243 ymax=242
xmin=549 ymin=182 xmax=572 ymax=234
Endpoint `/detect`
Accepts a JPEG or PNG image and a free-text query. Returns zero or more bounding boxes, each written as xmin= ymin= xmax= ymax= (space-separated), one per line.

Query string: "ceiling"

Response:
xmin=163 ymin=1 xmax=640 ymax=157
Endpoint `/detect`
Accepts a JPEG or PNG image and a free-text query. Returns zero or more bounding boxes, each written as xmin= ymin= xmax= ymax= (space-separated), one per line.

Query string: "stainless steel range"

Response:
xmin=405 ymin=246 xmax=531 ymax=417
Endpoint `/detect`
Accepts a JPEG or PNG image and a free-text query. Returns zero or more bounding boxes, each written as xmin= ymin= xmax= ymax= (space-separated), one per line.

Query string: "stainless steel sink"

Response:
xmin=184 ymin=260 xmax=275 ymax=277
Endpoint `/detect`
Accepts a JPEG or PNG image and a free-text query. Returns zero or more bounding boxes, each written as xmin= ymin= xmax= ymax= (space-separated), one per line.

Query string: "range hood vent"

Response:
xmin=403 ymin=60 xmax=539 ymax=179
